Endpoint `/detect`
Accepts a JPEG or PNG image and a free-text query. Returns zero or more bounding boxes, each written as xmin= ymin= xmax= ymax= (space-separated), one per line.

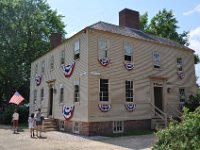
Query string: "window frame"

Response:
xmin=73 ymin=122 xmax=80 ymax=133
xmin=40 ymin=88 xmax=44 ymax=103
xmin=98 ymin=37 xmax=108 ymax=59
xmin=153 ymin=52 xmax=161 ymax=69
xmin=177 ymin=57 xmax=183 ymax=72
xmin=179 ymin=88 xmax=186 ymax=103
xmin=99 ymin=78 xmax=109 ymax=102
xmin=113 ymin=121 xmax=124 ymax=133
xmin=60 ymin=50 xmax=65 ymax=65
xmin=50 ymin=55 xmax=54 ymax=71
xmin=125 ymin=80 xmax=134 ymax=102
xmin=41 ymin=60 xmax=45 ymax=74
xmin=74 ymin=78 xmax=80 ymax=102
xmin=124 ymin=42 xmax=133 ymax=62
xmin=74 ymin=39 xmax=80 ymax=60
xmin=60 ymin=87 xmax=64 ymax=103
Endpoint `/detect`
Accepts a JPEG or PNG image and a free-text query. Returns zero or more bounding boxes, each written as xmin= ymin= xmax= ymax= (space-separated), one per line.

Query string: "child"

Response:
xmin=28 ymin=113 xmax=35 ymax=138
xmin=12 ymin=109 xmax=19 ymax=134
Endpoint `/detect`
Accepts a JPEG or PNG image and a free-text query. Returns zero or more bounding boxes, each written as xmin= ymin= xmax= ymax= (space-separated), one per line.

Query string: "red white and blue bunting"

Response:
xmin=177 ymin=71 xmax=185 ymax=79
xmin=62 ymin=105 xmax=74 ymax=120
xmin=124 ymin=103 xmax=136 ymax=112
xmin=124 ymin=62 xmax=134 ymax=70
xmin=35 ymin=74 xmax=42 ymax=86
xmin=98 ymin=58 xmax=110 ymax=66
xmin=61 ymin=62 xmax=75 ymax=78
xmin=98 ymin=104 xmax=111 ymax=112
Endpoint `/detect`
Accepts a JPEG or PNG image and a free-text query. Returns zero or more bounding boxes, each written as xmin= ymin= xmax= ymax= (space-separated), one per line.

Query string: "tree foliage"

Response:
xmin=0 ymin=0 xmax=65 ymax=102
xmin=140 ymin=9 xmax=199 ymax=64
xmin=153 ymin=107 xmax=200 ymax=150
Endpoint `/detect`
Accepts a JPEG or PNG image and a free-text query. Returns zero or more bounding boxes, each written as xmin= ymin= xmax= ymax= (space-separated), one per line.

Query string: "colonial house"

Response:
xmin=29 ymin=8 xmax=197 ymax=135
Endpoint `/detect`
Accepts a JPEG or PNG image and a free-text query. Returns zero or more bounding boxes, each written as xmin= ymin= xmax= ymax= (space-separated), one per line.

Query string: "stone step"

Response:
xmin=42 ymin=118 xmax=58 ymax=132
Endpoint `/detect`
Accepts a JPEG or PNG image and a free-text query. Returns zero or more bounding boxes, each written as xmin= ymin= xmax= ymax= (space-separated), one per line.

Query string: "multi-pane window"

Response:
xmin=59 ymin=120 xmax=65 ymax=131
xmin=177 ymin=58 xmax=183 ymax=72
xmin=60 ymin=87 xmax=64 ymax=103
xmin=125 ymin=81 xmax=134 ymax=102
xmin=33 ymin=89 xmax=37 ymax=105
xmin=179 ymin=88 xmax=185 ymax=103
xmin=113 ymin=121 xmax=124 ymax=133
xmin=41 ymin=60 xmax=45 ymax=73
xmin=124 ymin=42 xmax=133 ymax=61
xmin=99 ymin=79 xmax=109 ymax=101
xmin=153 ymin=52 xmax=161 ymax=69
xmin=74 ymin=79 xmax=80 ymax=102
xmin=98 ymin=37 xmax=108 ymax=59
xmin=35 ymin=64 xmax=38 ymax=74
xmin=40 ymin=88 xmax=44 ymax=102
xmin=50 ymin=55 xmax=54 ymax=71
xmin=74 ymin=40 xmax=80 ymax=60
xmin=73 ymin=122 xmax=80 ymax=133
xmin=60 ymin=50 xmax=65 ymax=65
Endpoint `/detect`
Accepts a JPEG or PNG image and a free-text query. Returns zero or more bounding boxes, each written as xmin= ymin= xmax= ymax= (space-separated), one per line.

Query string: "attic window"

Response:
xmin=124 ymin=42 xmax=133 ymax=62
xmin=153 ymin=52 xmax=160 ymax=69
xmin=74 ymin=40 xmax=80 ymax=60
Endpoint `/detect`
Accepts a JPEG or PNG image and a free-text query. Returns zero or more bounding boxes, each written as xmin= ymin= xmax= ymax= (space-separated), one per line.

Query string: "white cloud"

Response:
xmin=188 ymin=26 xmax=200 ymax=85
xmin=183 ymin=4 xmax=200 ymax=16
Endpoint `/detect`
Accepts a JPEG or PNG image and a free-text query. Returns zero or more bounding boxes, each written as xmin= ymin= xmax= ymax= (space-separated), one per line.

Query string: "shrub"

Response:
xmin=153 ymin=106 xmax=200 ymax=150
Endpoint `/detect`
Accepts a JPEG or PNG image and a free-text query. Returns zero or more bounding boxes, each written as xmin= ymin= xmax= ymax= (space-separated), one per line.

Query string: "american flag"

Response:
xmin=9 ymin=91 xmax=24 ymax=105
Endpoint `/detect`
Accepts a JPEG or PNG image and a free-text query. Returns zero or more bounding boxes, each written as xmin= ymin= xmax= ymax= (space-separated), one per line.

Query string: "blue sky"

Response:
xmin=47 ymin=0 xmax=200 ymax=85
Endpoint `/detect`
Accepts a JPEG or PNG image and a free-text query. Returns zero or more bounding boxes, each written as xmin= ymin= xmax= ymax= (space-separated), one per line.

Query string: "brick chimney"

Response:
xmin=119 ymin=8 xmax=140 ymax=30
xmin=50 ymin=33 xmax=62 ymax=50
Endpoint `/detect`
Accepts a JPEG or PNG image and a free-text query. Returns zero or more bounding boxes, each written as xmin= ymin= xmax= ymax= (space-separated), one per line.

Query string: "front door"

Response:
xmin=154 ymin=86 xmax=163 ymax=112
xmin=48 ymin=87 xmax=53 ymax=116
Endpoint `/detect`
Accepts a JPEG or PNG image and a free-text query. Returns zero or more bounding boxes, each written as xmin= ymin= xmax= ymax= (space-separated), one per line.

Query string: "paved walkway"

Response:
xmin=0 ymin=125 xmax=155 ymax=150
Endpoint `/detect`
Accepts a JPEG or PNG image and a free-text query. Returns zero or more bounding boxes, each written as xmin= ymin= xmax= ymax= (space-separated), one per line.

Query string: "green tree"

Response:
xmin=153 ymin=107 xmax=200 ymax=150
xmin=0 ymin=0 xmax=66 ymax=102
xmin=140 ymin=9 xmax=199 ymax=64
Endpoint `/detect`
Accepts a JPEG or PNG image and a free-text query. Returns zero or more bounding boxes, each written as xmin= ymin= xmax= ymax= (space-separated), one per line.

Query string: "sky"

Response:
xmin=47 ymin=0 xmax=200 ymax=85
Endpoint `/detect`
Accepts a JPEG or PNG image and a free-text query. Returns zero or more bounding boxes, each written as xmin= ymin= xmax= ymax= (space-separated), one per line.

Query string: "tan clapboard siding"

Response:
xmin=87 ymin=29 xmax=196 ymax=122
xmin=30 ymin=32 xmax=89 ymax=121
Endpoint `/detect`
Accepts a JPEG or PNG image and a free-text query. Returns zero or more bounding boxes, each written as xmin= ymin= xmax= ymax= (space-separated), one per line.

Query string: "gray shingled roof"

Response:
xmin=88 ymin=21 xmax=192 ymax=51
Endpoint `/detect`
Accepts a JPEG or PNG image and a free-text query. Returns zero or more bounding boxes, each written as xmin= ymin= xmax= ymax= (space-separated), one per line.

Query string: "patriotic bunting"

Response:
xmin=35 ymin=74 xmax=42 ymax=86
xmin=124 ymin=62 xmax=134 ymax=70
xmin=98 ymin=58 xmax=110 ymax=66
xmin=98 ymin=104 xmax=111 ymax=112
xmin=177 ymin=71 xmax=185 ymax=79
xmin=124 ymin=103 xmax=136 ymax=112
xmin=61 ymin=62 xmax=75 ymax=78
xmin=62 ymin=105 xmax=74 ymax=120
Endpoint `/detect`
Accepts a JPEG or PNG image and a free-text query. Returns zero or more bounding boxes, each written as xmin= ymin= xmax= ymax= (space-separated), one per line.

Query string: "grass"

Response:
xmin=107 ymin=130 xmax=154 ymax=137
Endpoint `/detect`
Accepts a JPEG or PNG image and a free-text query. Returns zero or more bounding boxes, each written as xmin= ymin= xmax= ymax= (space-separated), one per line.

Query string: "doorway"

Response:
xmin=154 ymin=86 xmax=163 ymax=112
xmin=48 ymin=87 xmax=53 ymax=116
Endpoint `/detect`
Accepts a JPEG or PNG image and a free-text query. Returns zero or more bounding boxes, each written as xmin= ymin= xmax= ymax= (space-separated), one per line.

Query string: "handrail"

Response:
xmin=166 ymin=104 xmax=182 ymax=120
xmin=150 ymin=103 xmax=168 ymax=128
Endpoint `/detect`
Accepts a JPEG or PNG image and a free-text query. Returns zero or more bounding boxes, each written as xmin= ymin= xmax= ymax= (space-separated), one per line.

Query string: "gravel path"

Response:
xmin=0 ymin=125 xmax=155 ymax=150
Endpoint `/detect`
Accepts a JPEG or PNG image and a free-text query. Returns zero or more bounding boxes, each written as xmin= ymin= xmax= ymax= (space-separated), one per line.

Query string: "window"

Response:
xmin=59 ymin=120 xmax=65 ymax=131
xmin=153 ymin=52 xmax=160 ymax=69
xmin=40 ymin=88 xmax=44 ymax=102
xmin=41 ymin=60 xmax=45 ymax=73
xmin=60 ymin=50 xmax=65 ymax=65
xmin=124 ymin=42 xmax=133 ymax=61
xmin=35 ymin=64 xmax=38 ymax=74
xmin=74 ymin=40 xmax=80 ymax=60
xmin=125 ymin=81 xmax=134 ymax=102
xmin=113 ymin=121 xmax=124 ymax=133
xmin=50 ymin=55 xmax=54 ymax=71
xmin=73 ymin=122 xmax=80 ymax=133
xmin=74 ymin=78 xmax=80 ymax=102
xmin=177 ymin=58 xmax=183 ymax=72
xmin=179 ymin=88 xmax=185 ymax=103
xmin=98 ymin=37 xmax=108 ymax=59
xmin=33 ymin=89 xmax=37 ymax=105
xmin=60 ymin=87 xmax=64 ymax=103
xmin=99 ymin=79 xmax=109 ymax=101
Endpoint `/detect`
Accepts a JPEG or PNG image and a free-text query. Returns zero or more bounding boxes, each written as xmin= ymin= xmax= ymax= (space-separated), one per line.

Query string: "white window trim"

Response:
xmin=125 ymin=80 xmax=134 ymax=102
xmin=99 ymin=78 xmax=109 ymax=102
xmin=74 ymin=78 xmax=80 ymax=102
xmin=98 ymin=37 xmax=108 ymax=59
xmin=73 ymin=122 xmax=80 ymax=133
xmin=59 ymin=120 xmax=65 ymax=131
xmin=60 ymin=50 xmax=65 ymax=65
xmin=124 ymin=42 xmax=133 ymax=62
xmin=153 ymin=52 xmax=161 ymax=67
xmin=113 ymin=121 xmax=124 ymax=133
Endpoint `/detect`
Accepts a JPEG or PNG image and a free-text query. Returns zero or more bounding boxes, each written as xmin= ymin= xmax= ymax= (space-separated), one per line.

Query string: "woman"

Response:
xmin=12 ymin=109 xmax=19 ymax=134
